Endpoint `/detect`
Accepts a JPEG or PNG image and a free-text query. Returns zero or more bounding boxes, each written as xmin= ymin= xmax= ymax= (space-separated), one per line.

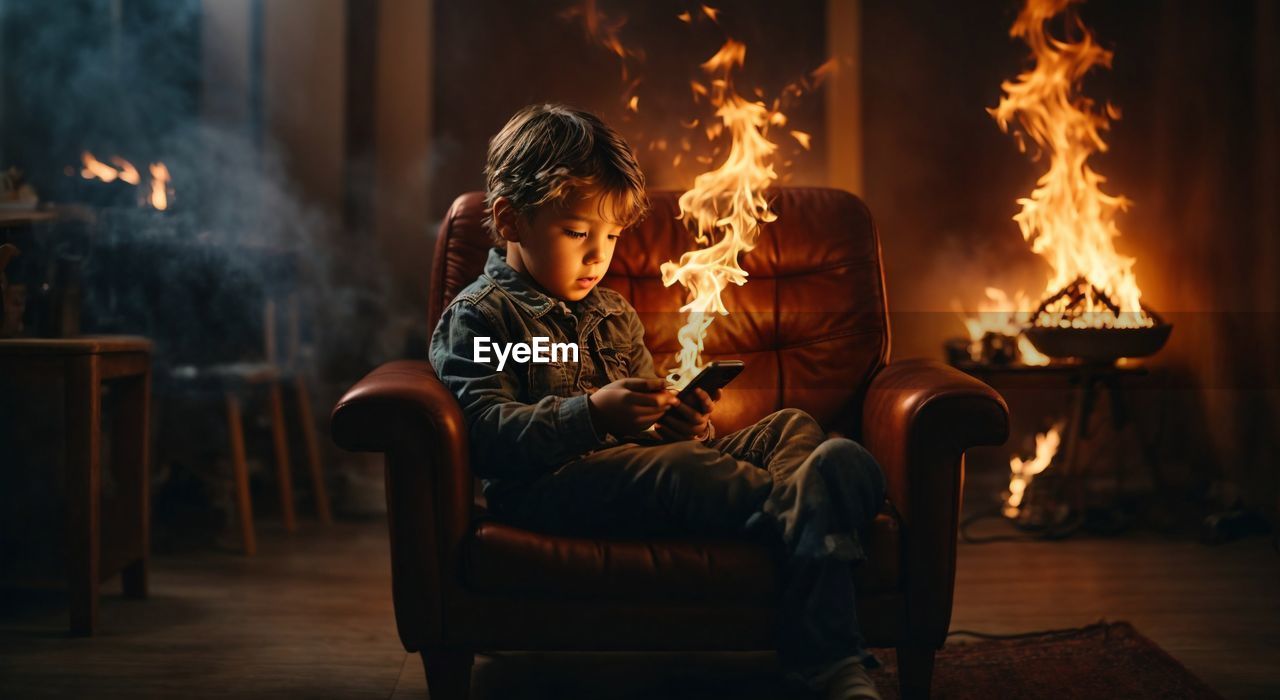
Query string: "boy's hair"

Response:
xmin=483 ymin=104 xmax=649 ymax=247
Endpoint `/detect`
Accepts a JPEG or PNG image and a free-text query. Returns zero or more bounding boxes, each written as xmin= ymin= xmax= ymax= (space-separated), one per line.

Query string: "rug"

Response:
xmin=866 ymin=621 xmax=1222 ymax=700
xmin=462 ymin=621 xmax=1223 ymax=699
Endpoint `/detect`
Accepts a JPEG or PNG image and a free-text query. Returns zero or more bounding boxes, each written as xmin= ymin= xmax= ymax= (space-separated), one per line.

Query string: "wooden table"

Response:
xmin=0 ymin=209 xmax=57 ymax=228
xmin=0 ymin=336 xmax=152 ymax=635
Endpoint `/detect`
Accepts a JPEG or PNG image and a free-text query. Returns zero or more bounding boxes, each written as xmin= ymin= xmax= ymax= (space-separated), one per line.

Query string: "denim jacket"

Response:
xmin=429 ymin=247 xmax=714 ymax=506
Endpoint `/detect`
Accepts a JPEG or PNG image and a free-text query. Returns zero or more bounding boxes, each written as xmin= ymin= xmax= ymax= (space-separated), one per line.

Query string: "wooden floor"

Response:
xmin=1 ymin=518 xmax=1277 ymax=699
xmin=951 ymin=517 xmax=1280 ymax=699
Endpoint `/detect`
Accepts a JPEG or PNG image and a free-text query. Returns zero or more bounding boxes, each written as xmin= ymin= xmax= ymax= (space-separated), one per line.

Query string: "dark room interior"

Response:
xmin=1 ymin=1 xmax=1277 ymax=698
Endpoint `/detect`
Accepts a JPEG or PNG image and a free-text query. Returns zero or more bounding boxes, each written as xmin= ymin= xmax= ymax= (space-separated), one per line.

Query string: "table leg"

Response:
xmin=66 ymin=355 xmax=101 ymax=635
xmin=293 ymin=377 xmax=332 ymax=525
xmin=268 ymin=381 xmax=297 ymax=533
xmin=116 ymin=364 xmax=150 ymax=598
xmin=225 ymin=393 xmax=257 ymax=556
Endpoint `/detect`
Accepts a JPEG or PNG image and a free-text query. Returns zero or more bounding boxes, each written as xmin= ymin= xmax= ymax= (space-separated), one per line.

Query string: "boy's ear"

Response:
xmin=492 ymin=196 xmax=523 ymax=243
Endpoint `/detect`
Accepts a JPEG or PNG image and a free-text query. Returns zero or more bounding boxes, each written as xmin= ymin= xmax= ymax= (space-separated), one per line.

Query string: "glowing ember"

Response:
xmin=1005 ymin=421 xmax=1063 ymax=518
xmin=989 ymin=0 xmax=1152 ymax=330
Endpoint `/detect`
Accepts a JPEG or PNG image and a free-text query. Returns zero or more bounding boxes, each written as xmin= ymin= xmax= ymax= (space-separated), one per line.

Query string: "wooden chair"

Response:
xmin=169 ymin=292 xmax=331 ymax=555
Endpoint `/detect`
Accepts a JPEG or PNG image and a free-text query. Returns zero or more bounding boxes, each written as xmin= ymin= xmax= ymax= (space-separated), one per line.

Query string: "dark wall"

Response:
xmin=429 ymin=0 xmax=829 ymax=219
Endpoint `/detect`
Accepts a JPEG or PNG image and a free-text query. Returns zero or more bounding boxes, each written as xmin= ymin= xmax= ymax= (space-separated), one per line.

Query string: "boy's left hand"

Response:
xmin=655 ymin=387 xmax=721 ymax=442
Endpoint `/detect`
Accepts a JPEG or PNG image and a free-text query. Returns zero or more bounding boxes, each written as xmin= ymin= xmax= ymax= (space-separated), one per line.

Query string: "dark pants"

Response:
xmin=491 ymin=408 xmax=887 ymax=686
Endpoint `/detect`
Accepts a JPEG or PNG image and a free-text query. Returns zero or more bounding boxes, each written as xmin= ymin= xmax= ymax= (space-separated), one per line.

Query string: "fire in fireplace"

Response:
xmin=74 ymin=151 xmax=173 ymax=211
xmin=954 ymin=0 xmax=1174 ymax=372
xmin=987 ymin=0 xmax=1172 ymax=362
xmin=953 ymin=0 xmax=1179 ymax=536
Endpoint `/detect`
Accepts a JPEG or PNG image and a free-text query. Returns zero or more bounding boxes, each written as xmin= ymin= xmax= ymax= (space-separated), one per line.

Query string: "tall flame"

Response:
xmin=989 ymin=0 xmax=1151 ymax=329
xmin=564 ymin=4 xmax=828 ymax=385
xmin=659 ymin=38 xmax=780 ymax=386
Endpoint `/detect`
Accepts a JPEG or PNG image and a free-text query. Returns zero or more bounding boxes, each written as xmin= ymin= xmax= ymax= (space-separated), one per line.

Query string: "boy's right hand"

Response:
xmin=587 ymin=377 xmax=679 ymax=438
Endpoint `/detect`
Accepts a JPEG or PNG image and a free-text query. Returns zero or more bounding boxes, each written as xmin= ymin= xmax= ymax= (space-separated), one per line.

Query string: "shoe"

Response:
xmin=810 ymin=656 xmax=882 ymax=700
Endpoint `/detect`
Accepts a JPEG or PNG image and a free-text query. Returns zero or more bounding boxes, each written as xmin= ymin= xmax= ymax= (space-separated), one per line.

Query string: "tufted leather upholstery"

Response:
xmin=333 ymin=188 xmax=1009 ymax=699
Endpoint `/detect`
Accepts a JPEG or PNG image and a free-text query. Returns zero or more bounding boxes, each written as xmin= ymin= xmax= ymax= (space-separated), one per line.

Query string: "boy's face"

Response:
xmin=497 ymin=190 xmax=624 ymax=302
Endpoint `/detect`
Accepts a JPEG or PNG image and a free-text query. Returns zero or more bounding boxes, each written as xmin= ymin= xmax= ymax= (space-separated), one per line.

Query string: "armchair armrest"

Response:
xmin=330 ymin=360 xmax=473 ymax=650
xmin=862 ymin=359 xmax=1009 ymax=524
xmin=861 ymin=358 xmax=1009 ymax=646
xmin=331 ymin=360 xmax=464 ymax=452
xmin=331 ymin=360 xmax=472 ymax=529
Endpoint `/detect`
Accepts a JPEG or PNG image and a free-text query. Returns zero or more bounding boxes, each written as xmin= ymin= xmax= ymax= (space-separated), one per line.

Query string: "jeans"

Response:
xmin=489 ymin=408 xmax=888 ymax=685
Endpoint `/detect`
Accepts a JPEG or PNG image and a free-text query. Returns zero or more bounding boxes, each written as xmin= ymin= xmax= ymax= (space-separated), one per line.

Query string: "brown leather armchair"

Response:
xmin=331 ymin=188 xmax=1009 ymax=699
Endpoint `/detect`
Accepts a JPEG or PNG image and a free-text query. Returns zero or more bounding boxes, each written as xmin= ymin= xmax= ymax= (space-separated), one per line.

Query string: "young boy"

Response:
xmin=429 ymin=103 xmax=887 ymax=700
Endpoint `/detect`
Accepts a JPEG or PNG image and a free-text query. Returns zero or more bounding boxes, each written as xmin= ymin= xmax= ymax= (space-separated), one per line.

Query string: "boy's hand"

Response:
xmin=655 ymin=387 xmax=720 ymax=442
xmin=588 ymin=377 xmax=680 ymax=439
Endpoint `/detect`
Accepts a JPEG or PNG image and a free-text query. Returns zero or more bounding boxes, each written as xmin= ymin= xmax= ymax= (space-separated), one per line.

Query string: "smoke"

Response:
xmin=2 ymin=1 xmax=201 ymax=183
xmin=0 ymin=0 xmax=413 ymax=371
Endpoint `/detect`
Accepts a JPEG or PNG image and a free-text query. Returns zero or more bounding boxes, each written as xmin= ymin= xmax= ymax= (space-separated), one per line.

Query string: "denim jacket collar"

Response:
xmin=482 ymin=246 xmax=627 ymax=320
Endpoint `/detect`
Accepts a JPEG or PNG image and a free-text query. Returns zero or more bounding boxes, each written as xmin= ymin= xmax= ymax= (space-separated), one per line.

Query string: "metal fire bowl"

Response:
xmin=1024 ymin=311 xmax=1173 ymax=362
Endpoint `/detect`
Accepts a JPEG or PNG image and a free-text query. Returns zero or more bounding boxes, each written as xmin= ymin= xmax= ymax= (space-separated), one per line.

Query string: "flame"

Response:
xmin=659 ymin=37 xmax=782 ymax=387
xmin=80 ymin=151 xmax=119 ymax=183
xmin=565 ymin=5 xmax=828 ymax=387
xmin=1017 ymin=334 xmax=1050 ymax=366
xmin=560 ymin=0 xmax=642 ymax=82
xmin=956 ymin=287 xmax=1050 ymax=365
xmin=77 ymin=151 xmax=171 ymax=210
xmin=1004 ymin=421 xmax=1064 ymax=518
xmin=149 ymin=162 xmax=170 ymax=210
xmin=989 ymin=0 xmax=1151 ymax=329
xmin=650 ymin=7 xmax=834 ymax=387
xmin=110 ymin=156 xmax=140 ymax=185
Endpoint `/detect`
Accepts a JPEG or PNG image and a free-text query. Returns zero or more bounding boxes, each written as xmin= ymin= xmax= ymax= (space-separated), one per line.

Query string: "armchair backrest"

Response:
xmin=427 ymin=187 xmax=889 ymax=437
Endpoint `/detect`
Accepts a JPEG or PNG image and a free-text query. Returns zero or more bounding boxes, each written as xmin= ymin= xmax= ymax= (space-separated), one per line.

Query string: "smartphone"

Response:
xmin=674 ymin=360 xmax=745 ymax=406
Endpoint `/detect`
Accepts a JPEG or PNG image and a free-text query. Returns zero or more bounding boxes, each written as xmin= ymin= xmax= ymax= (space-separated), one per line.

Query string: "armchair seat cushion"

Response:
xmin=463 ymin=506 xmax=900 ymax=604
